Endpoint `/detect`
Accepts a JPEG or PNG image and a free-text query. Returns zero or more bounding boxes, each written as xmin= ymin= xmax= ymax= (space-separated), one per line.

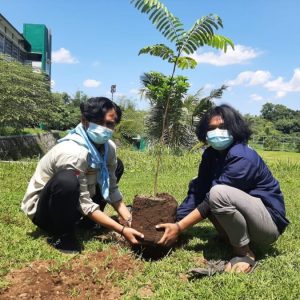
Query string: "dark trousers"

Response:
xmin=33 ymin=158 xmax=124 ymax=236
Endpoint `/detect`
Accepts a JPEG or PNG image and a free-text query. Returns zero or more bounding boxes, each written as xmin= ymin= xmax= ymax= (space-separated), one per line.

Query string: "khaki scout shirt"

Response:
xmin=21 ymin=139 xmax=122 ymax=219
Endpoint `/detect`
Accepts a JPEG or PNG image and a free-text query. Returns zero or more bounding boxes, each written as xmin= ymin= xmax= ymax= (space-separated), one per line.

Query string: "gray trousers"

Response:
xmin=206 ymin=185 xmax=280 ymax=248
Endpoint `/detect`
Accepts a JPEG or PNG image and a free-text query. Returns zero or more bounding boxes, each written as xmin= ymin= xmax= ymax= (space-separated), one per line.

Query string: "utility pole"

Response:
xmin=111 ymin=84 xmax=116 ymax=101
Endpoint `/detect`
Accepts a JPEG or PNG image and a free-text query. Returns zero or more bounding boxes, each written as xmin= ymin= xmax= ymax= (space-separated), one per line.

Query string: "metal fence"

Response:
xmin=249 ymin=135 xmax=300 ymax=152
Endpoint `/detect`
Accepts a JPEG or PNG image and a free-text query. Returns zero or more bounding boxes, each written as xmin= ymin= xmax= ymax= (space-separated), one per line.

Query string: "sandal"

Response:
xmin=187 ymin=256 xmax=258 ymax=278
xmin=227 ymin=256 xmax=258 ymax=274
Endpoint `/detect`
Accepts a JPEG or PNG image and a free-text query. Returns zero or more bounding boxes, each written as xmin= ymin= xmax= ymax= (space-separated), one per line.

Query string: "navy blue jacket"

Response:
xmin=177 ymin=143 xmax=289 ymax=234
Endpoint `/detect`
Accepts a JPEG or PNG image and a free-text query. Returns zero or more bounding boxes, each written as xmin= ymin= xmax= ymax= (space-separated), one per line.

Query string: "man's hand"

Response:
xmin=156 ymin=223 xmax=181 ymax=247
xmin=122 ymin=227 xmax=144 ymax=245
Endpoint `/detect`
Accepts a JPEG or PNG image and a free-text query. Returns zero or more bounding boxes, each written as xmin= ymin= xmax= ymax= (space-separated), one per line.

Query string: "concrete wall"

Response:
xmin=0 ymin=132 xmax=59 ymax=160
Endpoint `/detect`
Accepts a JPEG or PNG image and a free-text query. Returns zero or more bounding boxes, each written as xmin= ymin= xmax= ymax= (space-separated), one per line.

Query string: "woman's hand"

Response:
xmin=156 ymin=223 xmax=181 ymax=247
xmin=112 ymin=200 xmax=132 ymax=227
xmin=122 ymin=227 xmax=144 ymax=245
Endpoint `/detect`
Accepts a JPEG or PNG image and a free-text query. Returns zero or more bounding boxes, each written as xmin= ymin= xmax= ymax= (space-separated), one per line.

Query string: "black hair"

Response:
xmin=196 ymin=104 xmax=252 ymax=143
xmin=80 ymin=97 xmax=122 ymax=124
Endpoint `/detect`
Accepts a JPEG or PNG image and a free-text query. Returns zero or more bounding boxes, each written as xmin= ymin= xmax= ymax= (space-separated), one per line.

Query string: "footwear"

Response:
xmin=226 ymin=256 xmax=258 ymax=274
xmin=47 ymin=233 xmax=82 ymax=254
xmin=188 ymin=256 xmax=258 ymax=278
xmin=188 ymin=260 xmax=227 ymax=277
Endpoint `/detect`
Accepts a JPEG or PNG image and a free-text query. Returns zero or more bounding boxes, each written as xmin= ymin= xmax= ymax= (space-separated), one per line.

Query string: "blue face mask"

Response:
xmin=206 ymin=128 xmax=234 ymax=151
xmin=86 ymin=122 xmax=113 ymax=144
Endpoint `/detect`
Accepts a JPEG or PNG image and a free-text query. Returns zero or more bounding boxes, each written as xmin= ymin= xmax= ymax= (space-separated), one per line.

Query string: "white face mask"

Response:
xmin=86 ymin=122 xmax=113 ymax=144
xmin=206 ymin=128 xmax=234 ymax=150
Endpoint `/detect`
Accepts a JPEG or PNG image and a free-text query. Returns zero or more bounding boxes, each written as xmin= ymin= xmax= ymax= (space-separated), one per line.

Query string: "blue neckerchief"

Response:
xmin=58 ymin=123 xmax=110 ymax=201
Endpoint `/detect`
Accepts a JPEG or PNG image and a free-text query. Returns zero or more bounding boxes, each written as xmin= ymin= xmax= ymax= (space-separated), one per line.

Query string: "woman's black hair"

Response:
xmin=80 ymin=97 xmax=122 ymax=124
xmin=196 ymin=104 xmax=252 ymax=143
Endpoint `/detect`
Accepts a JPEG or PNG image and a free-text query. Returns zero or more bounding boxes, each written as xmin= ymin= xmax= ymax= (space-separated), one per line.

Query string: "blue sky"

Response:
xmin=2 ymin=0 xmax=300 ymax=115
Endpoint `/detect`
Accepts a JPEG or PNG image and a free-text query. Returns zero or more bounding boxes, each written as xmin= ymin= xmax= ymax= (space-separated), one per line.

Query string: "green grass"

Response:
xmin=0 ymin=149 xmax=300 ymax=299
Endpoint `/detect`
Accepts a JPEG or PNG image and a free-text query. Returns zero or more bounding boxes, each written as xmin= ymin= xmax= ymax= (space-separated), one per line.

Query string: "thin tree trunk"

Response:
xmin=153 ymin=55 xmax=179 ymax=195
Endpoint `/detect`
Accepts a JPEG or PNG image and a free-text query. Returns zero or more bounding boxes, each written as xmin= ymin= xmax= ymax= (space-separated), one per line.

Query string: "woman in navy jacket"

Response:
xmin=156 ymin=104 xmax=289 ymax=273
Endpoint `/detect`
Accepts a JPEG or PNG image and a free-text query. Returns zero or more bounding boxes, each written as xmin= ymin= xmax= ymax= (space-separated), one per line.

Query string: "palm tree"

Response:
xmin=192 ymin=85 xmax=228 ymax=125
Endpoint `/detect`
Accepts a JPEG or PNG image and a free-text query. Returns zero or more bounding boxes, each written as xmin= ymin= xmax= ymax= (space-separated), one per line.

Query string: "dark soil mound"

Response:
xmin=0 ymin=247 xmax=141 ymax=300
xmin=131 ymin=193 xmax=178 ymax=259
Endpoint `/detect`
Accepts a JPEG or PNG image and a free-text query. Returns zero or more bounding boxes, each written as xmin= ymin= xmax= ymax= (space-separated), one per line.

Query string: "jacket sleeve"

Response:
xmin=177 ymin=149 xmax=213 ymax=220
xmin=212 ymin=155 xmax=256 ymax=191
xmin=194 ymin=149 xmax=214 ymax=200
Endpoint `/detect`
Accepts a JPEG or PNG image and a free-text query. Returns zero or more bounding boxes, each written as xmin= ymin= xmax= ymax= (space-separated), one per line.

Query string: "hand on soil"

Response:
xmin=123 ymin=227 xmax=144 ymax=245
xmin=156 ymin=223 xmax=179 ymax=247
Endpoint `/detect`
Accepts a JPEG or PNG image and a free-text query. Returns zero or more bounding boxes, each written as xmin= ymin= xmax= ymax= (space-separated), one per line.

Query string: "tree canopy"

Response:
xmin=0 ymin=55 xmax=52 ymax=130
xmin=261 ymin=102 xmax=300 ymax=134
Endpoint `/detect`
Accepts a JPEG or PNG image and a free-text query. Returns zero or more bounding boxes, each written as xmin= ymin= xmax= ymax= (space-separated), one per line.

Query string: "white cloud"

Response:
xmin=264 ymin=68 xmax=300 ymax=98
xmin=250 ymin=93 xmax=263 ymax=101
xmin=129 ymin=88 xmax=140 ymax=95
xmin=189 ymin=45 xmax=262 ymax=66
xmin=227 ymin=70 xmax=272 ymax=86
xmin=52 ymin=48 xmax=79 ymax=64
xmin=83 ymin=79 xmax=101 ymax=88
xmin=50 ymin=80 xmax=55 ymax=87
xmin=227 ymin=68 xmax=300 ymax=99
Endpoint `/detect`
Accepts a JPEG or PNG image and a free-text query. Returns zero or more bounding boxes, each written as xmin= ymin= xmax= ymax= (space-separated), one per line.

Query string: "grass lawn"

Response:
xmin=0 ymin=149 xmax=299 ymax=299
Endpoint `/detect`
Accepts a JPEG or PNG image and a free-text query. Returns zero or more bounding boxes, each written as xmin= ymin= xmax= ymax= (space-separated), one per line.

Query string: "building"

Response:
xmin=0 ymin=14 xmax=51 ymax=78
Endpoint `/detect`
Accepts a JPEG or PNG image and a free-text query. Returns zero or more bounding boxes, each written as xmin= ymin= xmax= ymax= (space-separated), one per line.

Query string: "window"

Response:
xmin=0 ymin=33 xmax=4 ymax=53
xmin=4 ymin=38 xmax=12 ymax=55
xmin=12 ymin=44 xmax=18 ymax=59
xmin=19 ymin=50 xmax=26 ymax=62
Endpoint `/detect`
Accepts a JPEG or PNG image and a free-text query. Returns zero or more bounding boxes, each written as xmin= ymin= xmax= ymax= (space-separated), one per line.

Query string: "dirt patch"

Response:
xmin=0 ymin=247 xmax=141 ymax=300
xmin=138 ymin=284 xmax=154 ymax=298
xmin=131 ymin=193 xmax=177 ymax=259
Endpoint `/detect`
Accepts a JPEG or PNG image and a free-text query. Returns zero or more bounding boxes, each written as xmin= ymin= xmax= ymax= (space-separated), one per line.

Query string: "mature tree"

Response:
xmin=245 ymin=115 xmax=280 ymax=137
xmin=261 ymin=102 xmax=296 ymax=122
xmin=275 ymin=118 xmax=300 ymax=134
xmin=72 ymin=90 xmax=88 ymax=107
xmin=45 ymin=92 xmax=81 ymax=130
xmin=0 ymin=55 xmax=52 ymax=131
xmin=114 ymin=96 xmax=146 ymax=143
xmin=261 ymin=103 xmax=300 ymax=134
xmin=61 ymin=92 xmax=72 ymax=104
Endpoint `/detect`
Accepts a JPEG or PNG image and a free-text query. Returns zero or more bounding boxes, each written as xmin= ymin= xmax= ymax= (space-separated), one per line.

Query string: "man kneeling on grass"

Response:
xmin=21 ymin=97 xmax=143 ymax=253
xmin=156 ymin=104 xmax=289 ymax=274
